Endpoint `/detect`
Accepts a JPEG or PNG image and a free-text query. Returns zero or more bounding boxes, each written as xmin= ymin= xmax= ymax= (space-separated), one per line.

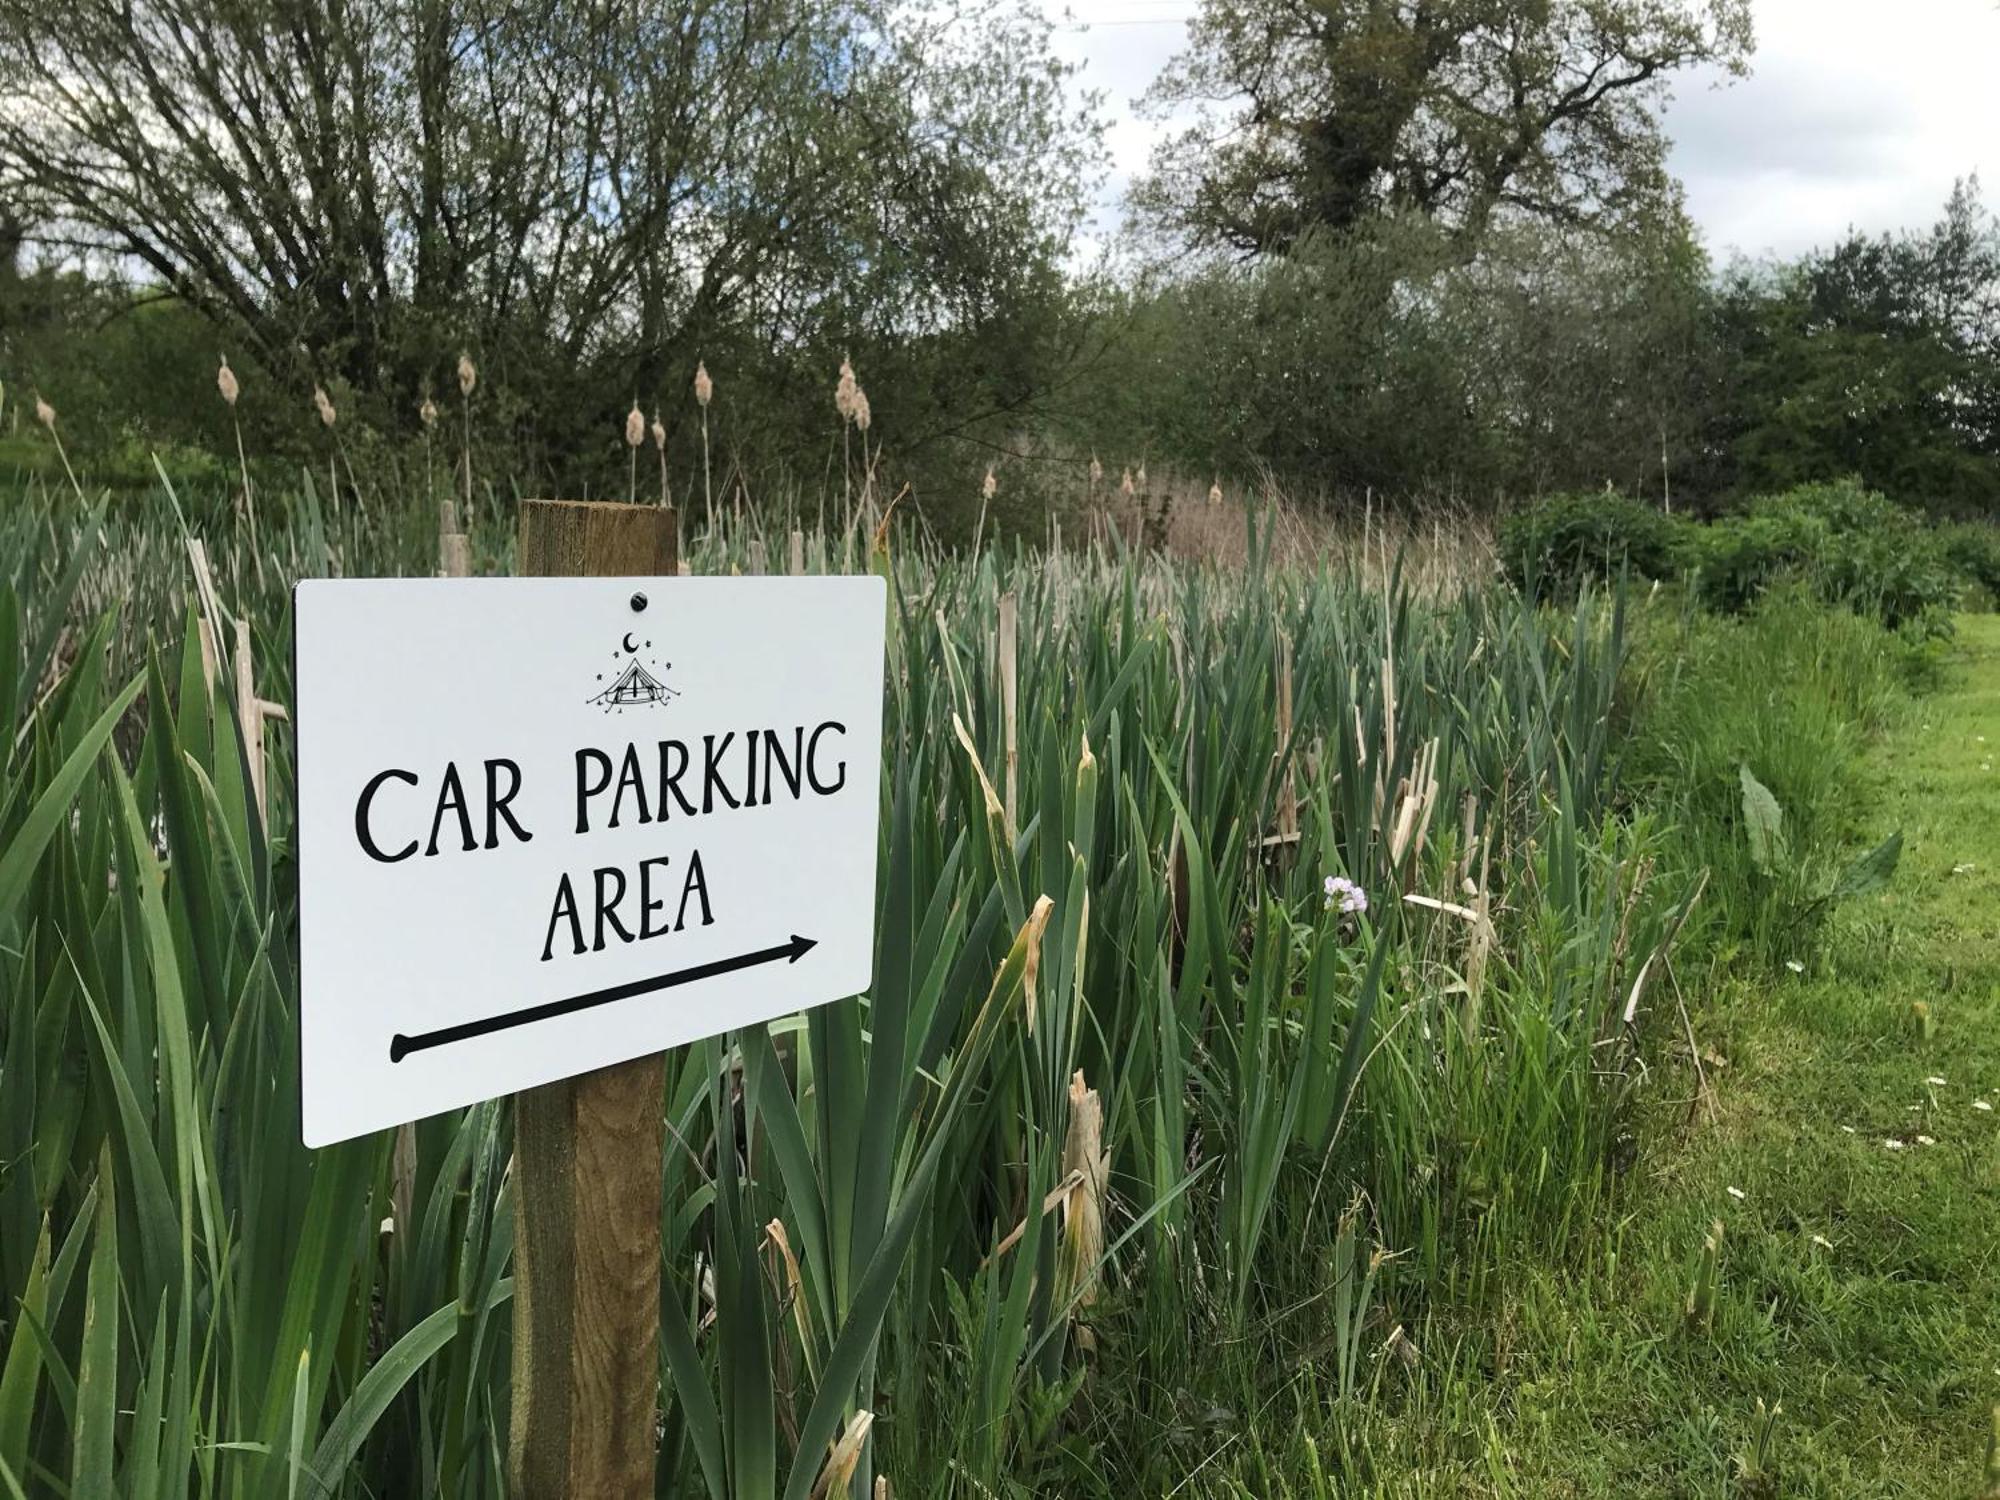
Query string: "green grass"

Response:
xmin=1235 ymin=613 xmax=2000 ymax=1497
xmin=3 ymin=464 xmax=1994 ymax=1496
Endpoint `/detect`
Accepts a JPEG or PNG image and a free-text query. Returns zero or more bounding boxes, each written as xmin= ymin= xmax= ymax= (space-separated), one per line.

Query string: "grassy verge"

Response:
xmin=1351 ymin=613 xmax=2000 ymax=1496
xmin=1168 ymin=608 xmax=1998 ymax=1497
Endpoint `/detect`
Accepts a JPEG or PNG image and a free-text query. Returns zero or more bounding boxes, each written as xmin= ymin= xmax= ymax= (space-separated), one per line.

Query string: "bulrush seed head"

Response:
xmin=1119 ymin=467 xmax=1134 ymax=497
xmin=419 ymin=395 xmax=438 ymax=428
xmin=1209 ymin=479 xmax=1223 ymax=505
xmin=217 ymin=356 xmax=239 ymax=407
xmin=693 ymin=361 xmax=713 ymax=408
xmin=1136 ymin=463 xmax=1147 ymax=488
xmin=651 ymin=410 xmax=666 ymax=449
xmin=457 ymin=352 xmax=477 ymax=397
xmin=836 ymin=357 xmax=858 ymax=421
xmin=852 ymin=388 xmax=871 ymax=432
xmin=34 ymin=394 xmax=54 ymax=429
xmin=982 ymin=467 xmax=997 ymax=500
xmin=625 ymin=400 xmax=645 ymax=448
xmin=1089 ymin=453 xmax=1103 ymax=485
xmin=313 ymin=386 xmax=336 ymax=428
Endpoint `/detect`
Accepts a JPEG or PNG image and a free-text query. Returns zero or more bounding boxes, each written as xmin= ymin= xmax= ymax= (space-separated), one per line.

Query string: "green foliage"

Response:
xmin=1132 ymin=0 xmax=1750 ymax=253
xmin=1713 ymin=183 xmax=2000 ymax=518
xmin=1498 ymin=490 xmax=1689 ymax=598
xmin=1943 ymin=522 xmax=2000 ymax=606
xmin=1628 ymin=587 xmax=1905 ymax=965
xmin=0 ymin=481 xmax=1704 ymax=1495
xmin=1690 ymin=479 xmax=1962 ymax=629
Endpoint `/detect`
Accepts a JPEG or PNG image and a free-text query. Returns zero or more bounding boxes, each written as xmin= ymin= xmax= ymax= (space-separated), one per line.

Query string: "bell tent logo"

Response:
xmin=589 ymin=630 xmax=679 ymax=713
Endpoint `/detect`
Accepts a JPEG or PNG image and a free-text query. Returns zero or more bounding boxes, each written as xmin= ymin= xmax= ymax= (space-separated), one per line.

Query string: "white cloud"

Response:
xmin=1662 ymin=0 xmax=2000 ymax=260
xmin=1049 ymin=0 xmax=2000 ymax=261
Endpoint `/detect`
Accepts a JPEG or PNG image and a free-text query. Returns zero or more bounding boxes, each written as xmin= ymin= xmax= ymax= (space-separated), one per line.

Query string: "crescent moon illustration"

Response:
xmin=622 ymin=631 xmax=639 ymax=653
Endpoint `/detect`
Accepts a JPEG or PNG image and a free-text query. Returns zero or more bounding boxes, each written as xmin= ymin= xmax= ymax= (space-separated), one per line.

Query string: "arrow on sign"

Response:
xmin=389 ymin=934 xmax=819 ymax=1061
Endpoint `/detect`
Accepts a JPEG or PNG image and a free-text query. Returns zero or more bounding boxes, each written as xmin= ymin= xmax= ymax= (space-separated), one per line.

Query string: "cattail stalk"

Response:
xmin=651 ymin=410 xmax=670 ymax=509
xmin=313 ymin=384 xmax=339 ymax=513
xmin=33 ymin=395 xmax=85 ymax=502
xmin=836 ymin=356 xmax=857 ymax=529
xmin=694 ymin=361 xmax=713 ymax=536
xmin=625 ymin=399 xmax=644 ymax=505
xmin=420 ymin=394 xmax=439 ymax=511
xmin=458 ymin=352 xmax=477 ymax=516
xmin=218 ymin=357 xmax=259 ymax=566
xmin=853 ymin=388 xmax=874 ymax=531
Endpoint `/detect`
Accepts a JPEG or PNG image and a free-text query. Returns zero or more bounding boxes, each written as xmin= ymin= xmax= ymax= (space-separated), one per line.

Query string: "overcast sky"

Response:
xmin=1048 ymin=0 xmax=2000 ymax=262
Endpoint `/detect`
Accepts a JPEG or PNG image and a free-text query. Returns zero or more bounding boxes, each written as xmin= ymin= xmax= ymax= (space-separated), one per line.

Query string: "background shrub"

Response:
xmin=1942 ymin=521 xmax=2000 ymax=607
xmin=1690 ymin=479 xmax=1960 ymax=630
xmin=1498 ymin=490 xmax=1689 ymax=598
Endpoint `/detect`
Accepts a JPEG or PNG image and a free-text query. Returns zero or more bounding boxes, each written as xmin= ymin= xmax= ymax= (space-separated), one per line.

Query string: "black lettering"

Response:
xmin=744 ymin=726 xmax=758 ymax=807
xmin=541 ymin=874 xmax=584 ymax=961
xmin=702 ymin=733 xmax=740 ymax=813
xmin=425 ymin=762 xmax=477 ymax=857
xmin=806 ymin=722 xmax=848 ymax=795
xmin=763 ymin=727 xmax=803 ymax=803
xmin=638 ymin=855 xmax=673 ymax=938
xmin=609 ymin=744 xmax=651 ymax=830
xmin=659 ymin=739 xmax=697 ymax=817
xmin=574 ymin=748 xmax=613 ymax=833
xmin=484 ymin=759 xmax=532 ymax=849
xmin=676 ymin=848 xmax=715 ymax=928
xmin=593 ymin=865 xmax=633 ymax=951
xmin=355 ymin=768 xmax=419 ymax=863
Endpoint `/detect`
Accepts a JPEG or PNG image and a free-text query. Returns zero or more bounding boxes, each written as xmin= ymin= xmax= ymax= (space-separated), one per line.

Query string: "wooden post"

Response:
xmin=997 ymin=591 xmax=1018 ymax=831
xmin=440 ymin=498 xmax=471 ymax=579
xmin=789 ymin=527 xmax=806 ymax=576
xmin=510 ymin=499 xmax=675 ymax=1499
xmin=747 ymin=537 xmax=768 ymax=576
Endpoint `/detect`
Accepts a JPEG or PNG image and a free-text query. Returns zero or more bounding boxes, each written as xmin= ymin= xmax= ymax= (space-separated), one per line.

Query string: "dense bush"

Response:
xmin=1505 ymin=480 xmax=1972 ymax=629
xmin=1942 ymin=521 xmax=2000 ymax=606
xmin=1498 ymin=490 xmax=1689 ymax=598
xmin=1688 ymin=480 xmax=1961 ymax=630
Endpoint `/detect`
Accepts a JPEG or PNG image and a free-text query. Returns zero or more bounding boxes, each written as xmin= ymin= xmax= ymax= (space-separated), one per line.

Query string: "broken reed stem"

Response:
xmin=700 ymin=412 xmax=712 ymax=536
xmin=1275 ymin=629 xmax=1298 ymax=849
xmin=998 ymin=591 xmax=1019 ymax=831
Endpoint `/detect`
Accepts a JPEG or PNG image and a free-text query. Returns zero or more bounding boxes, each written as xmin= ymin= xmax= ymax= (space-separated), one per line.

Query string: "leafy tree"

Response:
xmin=1715 ymin=182 xmax=2000 ymax=516
xmin=1131 ymin=0 xmax=1752 ymax=258
xmin=0 ymin=0 xmax=1098 ymax=470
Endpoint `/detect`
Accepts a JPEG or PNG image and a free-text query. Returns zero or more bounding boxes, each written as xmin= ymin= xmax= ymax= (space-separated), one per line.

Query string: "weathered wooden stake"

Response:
xmin=510 ymin=499 xmax=675 ymax=1499
xmin=440 ymin=499 xmax=471 ymax=579
xmin=789 ymin=527 xmax=806 ymax=576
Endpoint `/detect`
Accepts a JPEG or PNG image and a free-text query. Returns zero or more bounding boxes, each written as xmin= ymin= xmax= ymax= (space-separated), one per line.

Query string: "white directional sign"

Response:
xmin=293 ymin=575 xmax=886 ymax=1146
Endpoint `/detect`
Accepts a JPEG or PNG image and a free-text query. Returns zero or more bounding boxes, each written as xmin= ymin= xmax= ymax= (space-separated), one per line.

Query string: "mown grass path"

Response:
xmin=1469 ymin=615 xmax=2000 ymax=1497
